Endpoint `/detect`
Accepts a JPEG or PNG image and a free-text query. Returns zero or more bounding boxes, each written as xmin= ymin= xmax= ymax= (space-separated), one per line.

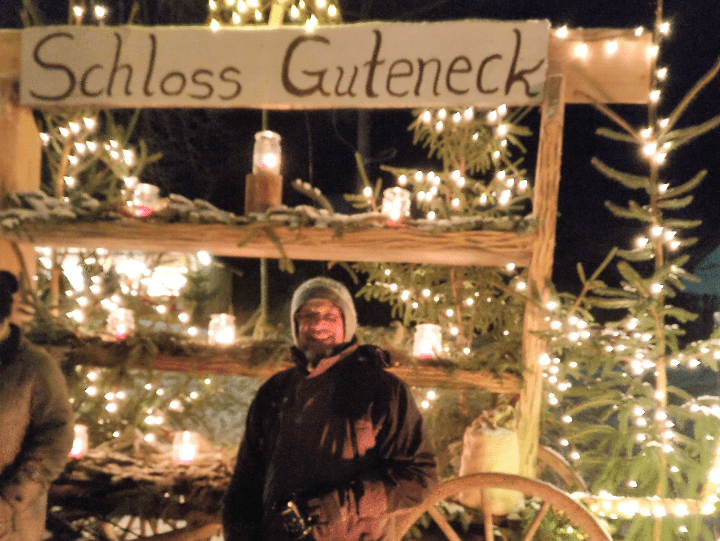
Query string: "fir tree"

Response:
xmin=541 ymin=10 xmax=720 ymax=541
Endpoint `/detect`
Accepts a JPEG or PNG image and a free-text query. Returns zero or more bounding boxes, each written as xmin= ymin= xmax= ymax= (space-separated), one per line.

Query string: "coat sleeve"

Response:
xmin=305 ymin=375 xmax=437 ymax=539
xmin=370 ymin=377 xmax=438 ymax=512
xmin=222 ymin=384 xmax=271 ymax=541
xmin=2 ymin=347 xmax=74 ymax=509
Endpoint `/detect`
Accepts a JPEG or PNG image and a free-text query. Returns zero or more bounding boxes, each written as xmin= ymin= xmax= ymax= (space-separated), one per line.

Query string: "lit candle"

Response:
xmin=208 ymin=313 xmax=236 ymax=345
xmin=253 ymin=131 xmax=282 ymax=176
xmin=132 ymin=183 xmax=161 ymax=217
xmin=69 ymin=424 xmax=88 ymax=459
xmin=413 ymin=324 xmax=442 ymax=358
xmin=107 ymin=308 xmax=135 ymax=340
xmin=172 ymin=431 xmax=200 ymax=464
xmin=382 ymin=187 xmax=412 ymax=222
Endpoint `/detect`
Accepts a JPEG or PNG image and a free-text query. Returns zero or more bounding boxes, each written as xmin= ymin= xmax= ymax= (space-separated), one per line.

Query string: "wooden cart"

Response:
xmin=0 ymin=22 xmax=652 ymax=541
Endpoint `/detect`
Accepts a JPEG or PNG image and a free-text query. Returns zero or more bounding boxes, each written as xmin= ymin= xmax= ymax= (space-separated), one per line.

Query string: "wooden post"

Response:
xmin=517 ymin=74 xmax=565 ymax=478
xmin=244 ymin=170 xmax=283 ymax=214
xmin=0 ymin=78 xmax=40 ymax=294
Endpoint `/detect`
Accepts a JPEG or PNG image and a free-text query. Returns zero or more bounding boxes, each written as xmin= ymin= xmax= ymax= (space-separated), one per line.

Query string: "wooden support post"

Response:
xmin=517 ymin=74 xmax=565 ymax=478
xmin=0 ymin=78 xmax=40 ymax=295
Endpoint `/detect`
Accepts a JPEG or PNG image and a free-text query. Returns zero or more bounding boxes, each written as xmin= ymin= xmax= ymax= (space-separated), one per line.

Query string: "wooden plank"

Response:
xmin=59 ymin=342 xmax=521 ymax=392
xmin=547 ymin=28 xmax=651 ymax=104
xmin=518 ymin=74 xmax=565 ymax=478
xmin=0 ymin=76 xmax=40 ymax=289
xmin=0 ymin=30 xmax=20 ymax=79
xmin=5 ymin=221 xmax=535 ymax=267
xmin=3 ymin=27 xmax=651 ymax=105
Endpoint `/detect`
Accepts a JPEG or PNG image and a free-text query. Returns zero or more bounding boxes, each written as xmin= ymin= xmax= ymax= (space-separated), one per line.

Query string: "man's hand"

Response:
xmin=305 ymin=490 xmax=348 ymax=537
xmin=2 ymin=479 xmax=43 ymax=511
xmin=0 ymin=495 xmax=15 ymax=536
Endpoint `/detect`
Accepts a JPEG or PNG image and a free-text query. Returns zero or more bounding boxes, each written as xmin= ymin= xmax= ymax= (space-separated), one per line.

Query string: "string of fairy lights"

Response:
xmin=29 ymin=0 xmax=720 ymax=529
xmin=536 ymin=18 xmax=720 ymax=527
xmin=207 ymin=0 xmax=341 ymax=30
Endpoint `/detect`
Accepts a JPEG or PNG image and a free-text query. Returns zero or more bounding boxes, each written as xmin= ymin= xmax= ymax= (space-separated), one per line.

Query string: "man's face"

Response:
xmin=295 ymin=298 xmax=345 ymax=359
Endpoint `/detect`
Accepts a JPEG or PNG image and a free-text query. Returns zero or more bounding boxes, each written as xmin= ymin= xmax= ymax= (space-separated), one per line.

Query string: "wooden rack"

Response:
xmin=0 ymin=25 xmax=651 ymax=479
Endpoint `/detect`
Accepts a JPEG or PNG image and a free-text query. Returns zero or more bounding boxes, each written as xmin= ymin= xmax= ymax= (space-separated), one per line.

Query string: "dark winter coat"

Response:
xmin=222 ymin=338 xmax=438 ymax=541
xmin=0 ymin=325 xmax=74 ymax=541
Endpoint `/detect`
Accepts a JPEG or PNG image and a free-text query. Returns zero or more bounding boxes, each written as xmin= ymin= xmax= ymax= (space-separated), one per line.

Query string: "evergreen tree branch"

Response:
xmin=664 ymin=52 xmax=720 ymax=134
xmin=570 ymin=248 xmax=618 ymax=315
xmin=578 ymin=94 xmax=640 ymax=138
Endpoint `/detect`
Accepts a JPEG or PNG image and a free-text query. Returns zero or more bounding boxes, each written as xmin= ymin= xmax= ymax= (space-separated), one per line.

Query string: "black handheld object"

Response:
xmin=0 ymin=271 xmax=18 ymax=323
xmin=276 ymin=498 xmax=313 ymax=540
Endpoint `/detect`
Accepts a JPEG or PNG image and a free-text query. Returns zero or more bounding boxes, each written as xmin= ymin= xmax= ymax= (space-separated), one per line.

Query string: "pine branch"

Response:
xmin=664 ymin=52 xmax=720 ymax=134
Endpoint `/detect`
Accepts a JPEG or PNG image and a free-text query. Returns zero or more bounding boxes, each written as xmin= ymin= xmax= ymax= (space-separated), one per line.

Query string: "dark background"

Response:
xmin=3 ymin=0 xmax=720 ymax=331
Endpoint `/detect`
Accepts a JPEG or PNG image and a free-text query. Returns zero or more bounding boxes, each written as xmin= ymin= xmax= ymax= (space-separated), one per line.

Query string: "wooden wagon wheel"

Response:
xmin=394 ymin=472 xmax=611 ymax=541
xmin=536 ymin=445 xmax=588 ymax=492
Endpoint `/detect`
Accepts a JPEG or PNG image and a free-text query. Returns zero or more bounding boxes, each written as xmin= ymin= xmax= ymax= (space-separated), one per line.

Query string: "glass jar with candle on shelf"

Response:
xmin=413 ymin=323 xmax=443 ymax=359
xmin=253 ymin=130 xmax=282 ymax=176
xmin=208 ymin=313 xmax=236 ymax=346
xmin=172 ymin=430 xmax=200 ymax=464
xmin=69 ymin=424 xmax=89 ymax=459
xmin=132 ymin=183 xmax=161 ymax=217
xmin=107 ymin=308 xmax=135 ymax=341
xmin=382 ymin=187 xmax=412 ymax=222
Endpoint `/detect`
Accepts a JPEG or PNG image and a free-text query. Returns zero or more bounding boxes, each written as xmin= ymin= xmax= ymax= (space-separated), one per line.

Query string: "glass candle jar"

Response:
xmin=172 ymin=431 xmax=200 ymax=464
xmin=208 ymin=313 xmax=236 ymax=345
xmin=382 ymin=187 xmax=411 ymax=222
xmin=413 ymin=323 xmax=442 ymax=358
xmin=253 ymin=131 xmax=282 ymax=176
xmin=69 ymin=424 xmax=89 ymax=459
xmin=107 ymin=308 xmax=135 ymax=340
xmin=132 ymin=183 xmax=161 ymax=217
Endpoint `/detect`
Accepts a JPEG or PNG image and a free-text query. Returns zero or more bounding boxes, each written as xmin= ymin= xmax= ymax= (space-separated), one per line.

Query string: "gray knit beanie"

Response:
xmin=290 ymin=277 xmax=357 ymax=346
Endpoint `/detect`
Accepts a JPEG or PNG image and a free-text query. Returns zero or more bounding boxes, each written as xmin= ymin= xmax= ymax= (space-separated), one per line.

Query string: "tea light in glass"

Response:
xmin=107 ymin=308 xmax=135 ymax=340
xmin=208 ymin=313 xmax=236 ymax=345
xmin=253 ymin=130 xmax=282 ymax=176
xmin=413 ymin=323 xmax=442 ymax=358
xmin=382 ymin=187 xmax=411 ymax=222
xmin=69 ymin=424 xmax=89 ymax=459
xmin=133 ymin=183 xmax=160 ymax=217
xmin=172 ymin=431 xmax=200 ymax=464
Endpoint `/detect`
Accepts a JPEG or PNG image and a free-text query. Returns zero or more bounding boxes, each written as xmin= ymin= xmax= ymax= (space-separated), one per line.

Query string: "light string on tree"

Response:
xmin=207 ymin=0 xmax=341 ymax=30
xmin=539 ymin=19 xmax=720 ymax=533
xmin=36 ymin=247 xmax=212 ymax=337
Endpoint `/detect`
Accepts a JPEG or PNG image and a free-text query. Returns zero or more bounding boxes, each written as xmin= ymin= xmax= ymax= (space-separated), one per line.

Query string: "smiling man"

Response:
xmin=223 ymin=276 xmax=437 ymax=541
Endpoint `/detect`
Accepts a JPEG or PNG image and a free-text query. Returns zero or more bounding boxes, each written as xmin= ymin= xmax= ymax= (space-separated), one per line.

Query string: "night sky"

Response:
xmin=3 ymin=0 xmax=720 ymax=326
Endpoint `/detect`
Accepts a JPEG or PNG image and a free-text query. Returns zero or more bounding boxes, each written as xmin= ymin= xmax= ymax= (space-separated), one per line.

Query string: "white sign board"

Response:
xmin=21 ymin=20 xmax=550 ymax=110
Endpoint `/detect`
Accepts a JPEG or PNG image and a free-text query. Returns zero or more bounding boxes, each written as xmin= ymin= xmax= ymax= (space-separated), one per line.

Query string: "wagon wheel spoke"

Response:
xmin=522 ymin=500 xmax=551 ymax=541
xmin=397 ymin=473 xmax=611 ymax=541
xmin=427 ymin=506 xmax=464 ymax=541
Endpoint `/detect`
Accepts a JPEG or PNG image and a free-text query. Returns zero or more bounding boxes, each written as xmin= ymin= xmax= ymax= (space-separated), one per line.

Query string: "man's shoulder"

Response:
xmin=257 ymin=365 xmax=302 ymax=394
xmin=352 ymin=343 xmax=392 ymax=369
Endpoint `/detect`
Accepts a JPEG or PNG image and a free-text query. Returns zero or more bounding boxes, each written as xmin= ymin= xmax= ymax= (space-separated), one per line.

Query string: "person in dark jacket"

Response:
xmin=0 ymin=271 xmax=74 ymax=541
xmin=223 ymin=276 xmax=438 ymax=541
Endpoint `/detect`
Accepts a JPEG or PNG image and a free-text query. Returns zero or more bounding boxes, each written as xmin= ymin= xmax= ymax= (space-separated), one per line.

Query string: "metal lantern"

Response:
xmin=208 ymin=313 xmax=236 ymax=345
xmin=413 ymin=323 xmax=442 ymax=358
xmin=382 ymin=187 xmax=411 ymax=222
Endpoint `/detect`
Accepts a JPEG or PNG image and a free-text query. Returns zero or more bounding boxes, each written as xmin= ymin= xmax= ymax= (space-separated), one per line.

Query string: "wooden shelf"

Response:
xmin=6 ymin=220 xmax=535 ymax=267
xmin=54 ymin=340 xmax=521 ymax=393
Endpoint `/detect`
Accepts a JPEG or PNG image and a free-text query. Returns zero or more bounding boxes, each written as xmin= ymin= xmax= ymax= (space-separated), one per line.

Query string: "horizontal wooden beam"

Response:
xmin=57 ymin=341 xmax=521 ymax=393
xmin=1 ymin=27 xmax=651 ymax=104
xmin=6 ymin=221 xmax=535 ymax=267
xmin=0 ymin=30 xmax=20 ymax=79
xmin=547 ymin=27 xmax=651 ymax=104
